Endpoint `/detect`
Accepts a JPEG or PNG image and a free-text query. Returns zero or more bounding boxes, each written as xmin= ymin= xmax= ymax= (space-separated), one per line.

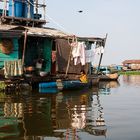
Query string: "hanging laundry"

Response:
xmin=4 ymin=59 xmax=23 ymax=78
xmin=94 ymin=45 xmax=104 ymax=55
xmin=100 ymin=46 xmax=104 ymax=54
xmin=71 ymin=42 xmax=86 ymax=65
xmin=91 ymin=42 xmax=96 ymax=50
xmin=87 ymin=43 xmax=96 ymax=62
xmin=51 ymin=51 xmax=56 ymax=63
xmin=85 ymin=49 xmax=95 ymax=63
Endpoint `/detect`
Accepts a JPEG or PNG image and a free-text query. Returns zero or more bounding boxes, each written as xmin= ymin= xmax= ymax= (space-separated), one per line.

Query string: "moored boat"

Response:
xmin=97 ymin=66 xmax=119 ymax=81
xmin=99 ymin=73 xmax=119 ymax=81
xmin=39 ymin=80 xmax=90 ymax=93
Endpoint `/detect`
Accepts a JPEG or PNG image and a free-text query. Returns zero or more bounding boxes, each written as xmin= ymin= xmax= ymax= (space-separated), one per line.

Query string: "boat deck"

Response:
xmin=0 ymin=16 xmax=47 ymax=27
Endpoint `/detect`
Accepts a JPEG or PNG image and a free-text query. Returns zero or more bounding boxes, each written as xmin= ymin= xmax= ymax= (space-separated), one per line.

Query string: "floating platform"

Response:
xmin=0 ymin=16 xmax=47 ymax=27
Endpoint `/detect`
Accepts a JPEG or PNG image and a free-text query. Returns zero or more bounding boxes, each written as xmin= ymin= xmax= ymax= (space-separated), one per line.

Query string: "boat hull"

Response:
xmin=39 ymin=80 xmax=90 ymax=93
xmin=99 ymin=73 xmax=119 ymax=81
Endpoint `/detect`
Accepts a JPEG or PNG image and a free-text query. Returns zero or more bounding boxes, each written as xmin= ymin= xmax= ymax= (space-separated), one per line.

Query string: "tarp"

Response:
xmin=55 ymin=39 xmax=86 ymax=74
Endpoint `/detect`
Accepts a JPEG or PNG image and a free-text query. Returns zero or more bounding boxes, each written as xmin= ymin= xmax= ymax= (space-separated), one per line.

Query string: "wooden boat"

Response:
xmin=39 ymin=80 xmax=90 ymax=93
xmin=97 ymin=66 xmax=119 ymax=81
xmin=99 ymin=73 xmax=119 ymax=81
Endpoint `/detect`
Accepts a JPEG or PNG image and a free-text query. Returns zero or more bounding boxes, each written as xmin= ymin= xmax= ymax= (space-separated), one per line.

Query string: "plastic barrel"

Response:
xmin=39 ymin=82 xmax=57 ymax=88
xmin=39 ymin=88 xmax=59 ymax=94
xmin=23 ymin=0 xmax=34 ymax=18
xmin=9 ymin=0 xmax=23 ymax=17
xmin=8 ymin=0 xmax=13 ymax=16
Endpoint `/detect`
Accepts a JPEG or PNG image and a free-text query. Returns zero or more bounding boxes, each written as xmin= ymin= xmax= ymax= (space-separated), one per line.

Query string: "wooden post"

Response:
xmin=65 ymin=36 xmax=77 ymax=77
xmin=22 ymin=30 xmax=28 ymax=66
xmin=28 ymin=0 xmax=31 ymax=18
xmin=35 ymin=0 xmax=38 ymax=14
xmin=96 ymin=33 xmax=108 ymax=74
xmin=65 ymin=45 xmax=73 ymax=77
xmin=3 ymin=0 xmax=7 ymax=16
xmin=43 ymin=0 xmax=46 ymax=20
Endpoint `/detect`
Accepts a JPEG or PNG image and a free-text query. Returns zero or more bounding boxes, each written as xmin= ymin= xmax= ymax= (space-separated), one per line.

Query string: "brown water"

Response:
xmin=0 ymin=75 xmax=140 ymax=140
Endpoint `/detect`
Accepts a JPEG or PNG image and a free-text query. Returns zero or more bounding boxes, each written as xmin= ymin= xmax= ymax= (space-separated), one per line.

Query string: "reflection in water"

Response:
xmin=54 ymin=89 xmax=107 ymax=139
xmin=0 ymin=76 xmax=139 ymax=140
xmin=0 ymin=94 xmax=20 ymax=140
xmin=0 ymin=85 xmax=111 ymax=140
xmin=123 ymin=75 xmax=140 ymax=86
xmin=98 ymin=81 xmax=120 ymax=95
xmin=84 ymin=93 xmax=106 ymax=136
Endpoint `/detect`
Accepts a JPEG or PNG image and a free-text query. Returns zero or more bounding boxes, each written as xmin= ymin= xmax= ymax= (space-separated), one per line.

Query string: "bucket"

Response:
xmin=23 ymin=0 xmax=34 ymax=18
xmin=9 ymin=0 xmax=23 ymax=17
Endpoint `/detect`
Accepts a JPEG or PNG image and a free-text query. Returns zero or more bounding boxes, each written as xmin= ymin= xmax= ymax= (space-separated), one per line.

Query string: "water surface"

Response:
xmin=0 ymin=75 xmax=140 ymax=140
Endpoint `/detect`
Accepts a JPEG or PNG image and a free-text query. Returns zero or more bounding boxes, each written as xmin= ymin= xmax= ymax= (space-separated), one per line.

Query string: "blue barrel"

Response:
xmin=39 ymin=88 xmax=59 ymax=94
xmin=23 ymin=0 xmax=34 ymax=18
xmin=39 ymin=82 xmax=57 ymax=88
xmin=9 ymin=0 xmax=23 ymax=17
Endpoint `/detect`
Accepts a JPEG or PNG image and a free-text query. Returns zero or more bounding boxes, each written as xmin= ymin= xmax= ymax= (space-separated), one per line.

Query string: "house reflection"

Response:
xmin=0 ymin=87 xmax=108 ymax=139
xmin=123 ymin=75 xmax=140 ymax=86
xmin=54 ymin=89 xmax=107 ymax=138
xmin=98 ymin=81 xmax=120 ymax=95
xmin=0 ymin=94 xmax=56 ymax=139
xmin=0 ymin=95 xmax=20 ymax=140
xmin=84 ymin=93 xmax=107 ymax=137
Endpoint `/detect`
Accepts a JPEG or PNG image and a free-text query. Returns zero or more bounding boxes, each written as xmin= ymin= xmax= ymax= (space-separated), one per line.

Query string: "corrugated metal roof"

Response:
xmin=122 ymin=60 xmax=140 ymax=64
xmin=26 ymin=26 xmax=71 ymax=38
xmin=0 ymin=25 xmax=106 ymax=42
xmin=0 ymin=25 xmax=72 ymax=38
xmin=0 ymin=25 xmax=23 ymax=38
xmin=79 ymin=37 xmax=105 ymax=42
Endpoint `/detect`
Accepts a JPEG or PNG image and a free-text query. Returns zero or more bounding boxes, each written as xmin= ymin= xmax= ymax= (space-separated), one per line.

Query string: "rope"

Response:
xmin=46 ymin=14 xmax=72 ymax=34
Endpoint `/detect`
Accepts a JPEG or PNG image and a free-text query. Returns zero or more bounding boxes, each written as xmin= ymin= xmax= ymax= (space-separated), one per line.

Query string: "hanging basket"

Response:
xmin=0 ymin=39 xmax=13 ymax=54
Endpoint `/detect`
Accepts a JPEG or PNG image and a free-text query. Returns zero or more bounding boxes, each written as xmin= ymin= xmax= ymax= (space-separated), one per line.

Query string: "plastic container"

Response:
xmin=39 ymin=82 xmax=57 ymax=88
xmin=9 ymin=0 xmax=23 ymax=17
xmin=23 ymin=0 xmax=34 ymax=18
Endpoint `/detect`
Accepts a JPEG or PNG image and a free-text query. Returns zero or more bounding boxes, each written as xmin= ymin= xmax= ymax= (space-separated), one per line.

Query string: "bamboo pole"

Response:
xmin=96 ymin=33 xmax=108 ymax=74
xmin=3 ymin=0 xmax=7 ymax=16
xmin=35 ymin=0 xmax=38 ymax=14
xmin=43 ymin=0 xmax=46 ymax=20
xmin=22 ymin=30 xmax=28 ymax=66
xmin=65 ymin=44 xmax=73 ymax=77
xmin=65 ymin=36 xmax=77 ymax=77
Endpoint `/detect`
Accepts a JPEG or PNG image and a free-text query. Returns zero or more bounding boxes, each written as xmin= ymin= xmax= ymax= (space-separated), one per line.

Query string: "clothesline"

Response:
xmin=69 ymin=39 xmax=105 ymax=66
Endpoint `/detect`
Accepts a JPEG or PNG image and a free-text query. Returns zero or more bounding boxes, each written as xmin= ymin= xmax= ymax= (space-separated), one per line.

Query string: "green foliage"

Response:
xmin=0 ymin=81 xmax=6 ymax=90
xmin=119 ymin=71 xmax=140 ymax=75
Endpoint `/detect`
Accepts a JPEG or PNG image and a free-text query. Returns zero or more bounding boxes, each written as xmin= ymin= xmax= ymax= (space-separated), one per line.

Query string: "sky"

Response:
xmin=45 ymin=0 xmax=140 ymax=65
xmin=0 ymin=0 xmax=139 ymax=65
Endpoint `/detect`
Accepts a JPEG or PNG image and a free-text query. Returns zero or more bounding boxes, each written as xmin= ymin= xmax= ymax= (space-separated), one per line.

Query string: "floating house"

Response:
xmin=122 ymin=60 xmax=140 ymax=70
xmin=0 ymin=0 xmax=106 ymax=92
xmin=0 ymin=25 xmax=106 ymax=91
xmin=0 ymin=25 xmax=72 ymax=76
